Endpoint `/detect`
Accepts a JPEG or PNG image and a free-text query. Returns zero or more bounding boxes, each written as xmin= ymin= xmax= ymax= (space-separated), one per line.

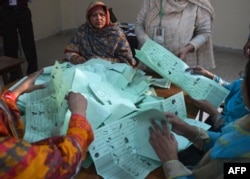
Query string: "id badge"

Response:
xmin=153 ymin=26 xmax=165 ymax=44
xmin=9 ymin=0 xmax=17 ymax=6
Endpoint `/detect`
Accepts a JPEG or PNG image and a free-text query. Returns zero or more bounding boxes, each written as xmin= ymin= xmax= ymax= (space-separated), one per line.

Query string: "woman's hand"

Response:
xmin=149 ymin=120 xmax=178 ymax=163
xmin=176 ymin=44 xmax=194 ymax=60
xmin=70 ymin=55 xmax=85 ymax=64
xmin=165 ymin=112 xmax=199 ymax=142
xmin=66 ymin=91 xmax=87 ymax=117
xmin=12 ymin=69 xmax=46 ymax=97
xmin=185 ymin=66 xmax=214 ymax=79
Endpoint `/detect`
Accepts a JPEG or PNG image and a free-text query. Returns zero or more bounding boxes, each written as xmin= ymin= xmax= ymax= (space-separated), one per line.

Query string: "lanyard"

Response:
xmin=159 ymin=0 xmax=164 ymax=27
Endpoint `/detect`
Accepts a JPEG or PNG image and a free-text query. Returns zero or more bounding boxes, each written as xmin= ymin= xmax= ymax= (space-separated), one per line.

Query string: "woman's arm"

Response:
xmin=135 ymin=0 xmax=150 ymax=47
xmin=64 ymin=27 xmax=86 ymax=64
xmin=112 ymin=32 xmax=136 ymax=66
xmin=189 ymin=7 xmax=212 ymax=51
xmin=1 ymin=89 xmax=93 ymax=178
xmin=0 ymin=113 xmax=93 ymax=178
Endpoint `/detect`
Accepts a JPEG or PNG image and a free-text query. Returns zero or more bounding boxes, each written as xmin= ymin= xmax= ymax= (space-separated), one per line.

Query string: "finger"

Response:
xmin=185 ymin=67 xmax=193 ymax=72
xmin=148 ymin=126 xmax=157 ymax=139
xmin=150 ymin=119 xmax=162 ymax=134
xmin=165 ymin=112 xmax=176 ymax=118
xmin=33 ymin=84 xmax=46 ymax=90
xmin=161 ymin=120 xmax=170 ymax=136
xmin=170 ymin=133 xmax=177 ymax=142
xmin=29 ymin=69 xmax=43 ymax=78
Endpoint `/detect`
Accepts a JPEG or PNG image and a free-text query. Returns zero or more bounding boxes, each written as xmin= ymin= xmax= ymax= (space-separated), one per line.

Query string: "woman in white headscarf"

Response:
xmin=135 ymin=0 xmax=215 ymax=69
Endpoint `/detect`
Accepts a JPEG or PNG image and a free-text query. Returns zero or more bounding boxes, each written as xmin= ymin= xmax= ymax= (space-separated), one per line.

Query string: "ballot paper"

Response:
xmin=135 ymin=92 xmax=211 ymax=162
xmin=19 ymin=59 xmax=168 ymax=143
xmin=23 ymin=61 xmax=69 ymax=142
xmin=135 ymin=39 xmax=230 ymax=108
xmin=89 ymin=92 xmax=211 ymax=178
xmin=88 ymin=115 xmax=161 ymax=179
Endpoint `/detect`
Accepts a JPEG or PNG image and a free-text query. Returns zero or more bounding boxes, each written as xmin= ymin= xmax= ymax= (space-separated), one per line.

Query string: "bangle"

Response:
xmin=211 ymin=73 xmax=215 ymax=80
xmin=191 ymin=127 xmax=200 ymax=143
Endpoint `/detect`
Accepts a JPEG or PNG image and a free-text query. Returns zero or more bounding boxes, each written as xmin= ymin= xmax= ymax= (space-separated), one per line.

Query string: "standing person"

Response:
xmin=135 ymin=0 xmax=215 ymax=69
xmin=0 ymin=70 xmax=94 ymax=178
xmin=148 ymin=59 xmax=250 ymax=179
xmin=64 ymin=1 xmax=136 ymax=67
xmin=0 ymin=0 xmax=38 ymax=82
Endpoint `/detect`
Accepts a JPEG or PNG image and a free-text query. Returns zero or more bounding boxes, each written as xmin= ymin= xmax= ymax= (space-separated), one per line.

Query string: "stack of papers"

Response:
xmin=88 ymin=92 xmax=210 ymax=178
xmin=16 ymin=59 xmax=170 ymax=142
xmin=13 ymin=49 xmax=224 ymax=178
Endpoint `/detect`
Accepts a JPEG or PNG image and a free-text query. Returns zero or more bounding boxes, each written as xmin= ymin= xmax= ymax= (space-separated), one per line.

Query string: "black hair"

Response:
xmin=244 ymin=59 xmax=250 ymax=102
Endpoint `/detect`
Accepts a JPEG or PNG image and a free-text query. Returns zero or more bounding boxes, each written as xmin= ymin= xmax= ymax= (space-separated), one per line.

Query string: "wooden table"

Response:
xmin=76 ymin=163 xmax=165 ymax=179
xmin=0 ymin=56 xmax=25 ymax=85
xmin=75 ymin=84 xmax=199 ymax=179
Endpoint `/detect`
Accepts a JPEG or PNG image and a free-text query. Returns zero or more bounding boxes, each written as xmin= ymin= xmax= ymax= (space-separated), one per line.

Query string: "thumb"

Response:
xmin=34 ymin=84 xmax=46 ymax=90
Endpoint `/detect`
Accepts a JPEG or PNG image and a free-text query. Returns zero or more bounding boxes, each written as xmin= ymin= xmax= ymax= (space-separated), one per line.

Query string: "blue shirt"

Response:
xmin=222 ymin=79 xmax=249 ymax=124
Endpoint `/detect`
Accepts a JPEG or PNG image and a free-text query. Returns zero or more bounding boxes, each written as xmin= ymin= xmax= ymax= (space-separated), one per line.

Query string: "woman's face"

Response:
xmin=89 ymin=8 xmax=106 ymax=29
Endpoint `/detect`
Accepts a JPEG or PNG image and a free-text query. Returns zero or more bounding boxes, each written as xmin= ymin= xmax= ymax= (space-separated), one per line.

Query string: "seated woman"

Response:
xmin=64 ymin=1 xmax=136 ymax=67
xmin=148 ymin=59 xmax=250 ymax=179
xmin=0 ymin=70 xmax=94 ymax=178
xmin=186 ymin=66 xmax=249 ymax=131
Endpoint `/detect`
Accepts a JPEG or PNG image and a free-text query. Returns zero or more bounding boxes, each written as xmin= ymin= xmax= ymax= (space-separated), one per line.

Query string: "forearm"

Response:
xmin=190 ymin=7 xmax=212 ymax=50
xmin=2 ymin=90 xmax=20 ymax=114
xmin=114 ymin=41 xmax=137 ymax=66
xmin=189 ymin=33 xmax=210 ymax=51
xmin=163 ymin=160 xmax=192 ymax=179
xmin=64 ymin=52 xmax=80 ymax=61
xmin=135 ymin=0 xmax=150 ymax=47
xmin=1 ymin=136 xmax=84 ymax=178
xmin=213 ymin=75 xmax=230 ymax=87
xmin=135 ymin=24 xmax=149 ymax=47
xmin=67 ymin=114 xmax=94 ymax=159
xmin=64 ymin=41 xmax=81 ymax=61
xmin=177 ymin=123 xmax=210 ymax=151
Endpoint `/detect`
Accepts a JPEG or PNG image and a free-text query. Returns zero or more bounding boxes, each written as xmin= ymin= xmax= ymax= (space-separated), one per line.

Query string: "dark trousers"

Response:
xmin=0 ymin=6 xmax=38 ymax=77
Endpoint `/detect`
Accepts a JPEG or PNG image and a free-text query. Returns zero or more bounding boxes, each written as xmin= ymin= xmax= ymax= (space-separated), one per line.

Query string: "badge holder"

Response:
xmin=153 ymin=26 xmax=165 ymax=44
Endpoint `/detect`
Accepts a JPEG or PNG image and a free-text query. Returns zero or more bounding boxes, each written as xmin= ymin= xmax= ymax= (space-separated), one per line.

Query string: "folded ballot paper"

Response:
xmin=135 ymin=39 xmax=230 ymax=108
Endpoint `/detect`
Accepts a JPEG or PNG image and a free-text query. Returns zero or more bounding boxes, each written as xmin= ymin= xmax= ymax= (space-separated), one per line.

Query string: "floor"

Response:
xmin=0 ymin=30 xmax=247 ymax=87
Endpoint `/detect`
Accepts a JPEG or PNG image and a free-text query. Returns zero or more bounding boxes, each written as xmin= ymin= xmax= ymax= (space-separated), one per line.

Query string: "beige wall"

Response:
xmin=211 ymin=0 xmax=250 ymax=49
xmin=29 ymin=0 xmax=250 ymax=49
